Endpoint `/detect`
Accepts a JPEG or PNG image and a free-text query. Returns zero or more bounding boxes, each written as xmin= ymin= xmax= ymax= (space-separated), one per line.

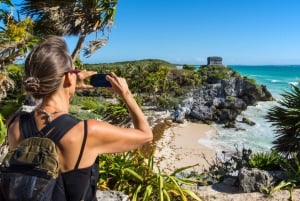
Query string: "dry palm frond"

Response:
xmin=83 ymin=38 xmax=107 ymax=57
xmin=0 ymin=72 xmax=14 ymax=100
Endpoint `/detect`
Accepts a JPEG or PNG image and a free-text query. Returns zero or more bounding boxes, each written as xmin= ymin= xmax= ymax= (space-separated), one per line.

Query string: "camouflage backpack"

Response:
xmin=0 ymin=112 xmax=81 ymax=201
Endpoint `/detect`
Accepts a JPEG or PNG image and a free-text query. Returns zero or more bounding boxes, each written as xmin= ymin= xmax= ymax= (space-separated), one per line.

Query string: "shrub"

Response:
xmin=157 ymin=96 xmax=182 ymax=110
xmin=202 ymin=146 xmax=252 ymax=183
xmin=248 ymin=150 xmax=287 ymax=171
xmin=98 ymin=150 xmax=202 ymax=201
xmin=283 ymin=153 xmax=300 ymax=186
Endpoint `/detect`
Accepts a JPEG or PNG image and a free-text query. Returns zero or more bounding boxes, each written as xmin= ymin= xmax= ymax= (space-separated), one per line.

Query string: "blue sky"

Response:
xmin=10 ymin=0 xmax=300 ymax=65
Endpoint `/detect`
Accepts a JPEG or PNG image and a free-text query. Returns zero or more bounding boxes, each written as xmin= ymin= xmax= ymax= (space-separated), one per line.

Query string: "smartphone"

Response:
xmin=90 ymin=74 xmax=112 ymax=87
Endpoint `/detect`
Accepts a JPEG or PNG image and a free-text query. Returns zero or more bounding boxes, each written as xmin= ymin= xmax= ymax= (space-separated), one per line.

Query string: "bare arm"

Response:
xmin=107 ymin=73 xmax=152 ymax=137
xmin=85 ymin=72 xmax=153 ymax=154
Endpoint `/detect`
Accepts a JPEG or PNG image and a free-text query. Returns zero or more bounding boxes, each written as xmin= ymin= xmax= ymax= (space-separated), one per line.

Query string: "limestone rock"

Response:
xmin=96 ymin=190 xmax=129 ymax=201
xmin=238 ymin=168 xmax=285 ymax=193
xmin=172 ymin=76 xmax=273 ymax=124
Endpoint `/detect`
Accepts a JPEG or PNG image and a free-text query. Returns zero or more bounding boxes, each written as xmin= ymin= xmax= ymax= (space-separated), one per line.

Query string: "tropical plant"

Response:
xmin=0 ymin=113 xmax=6 ymax=144
xmin=0 ymin=0 xmax=39 ymax=101
xmin=259 ymin=152 xmax=300 ymax=200
xmin=262 ymin=180 xmax=294 ymax=199
xmin=19 ymin=0 xmax=117 ymax=61
xmin=99 ymin=99 xmax=130 ymax=125
xmin=182 ymin=64 xmax=196 ymax=71
xmin=202 ymin=146 xmax=252 ymax=183
xmin=282 ymin=153 xmax=300 ymax=186
xmin=248 ymin=150 xmax=287 ymax=171
xmin=0 ymin=0 xmax=39 ymax=68
xmin=266 ymin=84 xmax=300 ymax=159
xmin=98 ymin=150 xmax=202 ymax=201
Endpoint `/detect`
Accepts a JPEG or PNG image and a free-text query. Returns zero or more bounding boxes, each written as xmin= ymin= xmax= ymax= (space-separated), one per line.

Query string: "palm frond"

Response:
xmin=266 ymin=83 xmax=300 ymax=159
xmin=82 ymin=38 xmax=107 ymax=57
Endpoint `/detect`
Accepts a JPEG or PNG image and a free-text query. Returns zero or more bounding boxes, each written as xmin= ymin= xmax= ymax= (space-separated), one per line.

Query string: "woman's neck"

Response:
xmin=36 ymin=95 xmax=70 ymax=122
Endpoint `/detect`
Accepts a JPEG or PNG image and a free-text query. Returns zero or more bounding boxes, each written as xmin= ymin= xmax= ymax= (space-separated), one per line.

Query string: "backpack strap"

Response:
xmin=19 ymin=112 xmax=38 ymax=138
xmin=74 ymin=119 xmax=87 ymax=169
xmin=43 ymin=115 xmax=80 ymax=143
xmin=20 ymin=112 xmax=80 ymax=144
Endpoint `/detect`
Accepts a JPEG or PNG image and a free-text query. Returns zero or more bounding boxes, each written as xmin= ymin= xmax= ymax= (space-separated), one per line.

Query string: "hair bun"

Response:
xmin=23 ymin=77 xmax=40 ymax=92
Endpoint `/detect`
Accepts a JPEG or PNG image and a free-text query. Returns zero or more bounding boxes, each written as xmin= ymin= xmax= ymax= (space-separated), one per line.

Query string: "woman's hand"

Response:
xmin=76 ymin=70 xmax=97 ymax=89
xmin=105 ymin=72 xmax=130 ymax=97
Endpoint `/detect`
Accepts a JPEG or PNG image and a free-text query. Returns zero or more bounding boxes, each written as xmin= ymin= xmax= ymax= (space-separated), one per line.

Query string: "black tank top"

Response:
xmin=19 ymin=112 xmax=99 ymax=201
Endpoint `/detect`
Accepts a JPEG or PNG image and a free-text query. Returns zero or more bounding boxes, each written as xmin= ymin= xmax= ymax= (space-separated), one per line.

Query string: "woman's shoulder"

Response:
xmin=6 ymin=111 xmax=29 ymax=128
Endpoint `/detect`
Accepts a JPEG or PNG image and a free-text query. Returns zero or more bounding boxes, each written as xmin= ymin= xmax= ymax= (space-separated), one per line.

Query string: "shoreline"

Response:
xmin=153 ymin=120 xmax=300 ymax=201
xmin=154 ymin=121 xmax=218 ymax=173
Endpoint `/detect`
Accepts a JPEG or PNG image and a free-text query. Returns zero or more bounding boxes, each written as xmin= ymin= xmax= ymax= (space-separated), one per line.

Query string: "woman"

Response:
xmin=6 ymin=36 xmax=153 ymax=200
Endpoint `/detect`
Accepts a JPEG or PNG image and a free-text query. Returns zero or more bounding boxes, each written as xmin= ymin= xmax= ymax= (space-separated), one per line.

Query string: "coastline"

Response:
xmin=154 ymin=121 xmax=218 ymax=173
xmin=153 ymin=120 xmax=300 ymax=201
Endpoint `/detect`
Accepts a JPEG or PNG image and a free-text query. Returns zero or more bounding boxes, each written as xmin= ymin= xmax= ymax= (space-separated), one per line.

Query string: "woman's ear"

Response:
xmin=63 ymin=73 xmax=72 ymax=87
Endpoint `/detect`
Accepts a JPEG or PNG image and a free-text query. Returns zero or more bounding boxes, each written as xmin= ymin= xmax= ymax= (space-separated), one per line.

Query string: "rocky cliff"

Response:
xmin=172 ymin=67 xmax=274 ymax=126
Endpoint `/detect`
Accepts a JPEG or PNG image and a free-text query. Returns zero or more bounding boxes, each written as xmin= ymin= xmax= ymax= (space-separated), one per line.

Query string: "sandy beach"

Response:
xmin=153 ymin=121 xmax=300 ymax=201
xmin=154 ymin=121 xmax=217 ymax=173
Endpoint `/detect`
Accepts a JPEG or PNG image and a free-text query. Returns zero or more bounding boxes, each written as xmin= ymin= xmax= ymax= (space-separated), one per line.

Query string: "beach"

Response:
xmin=154 ymin=121 xmax=217 ymax=173
xmin=154 ymin=121 xmax=300 ymax=201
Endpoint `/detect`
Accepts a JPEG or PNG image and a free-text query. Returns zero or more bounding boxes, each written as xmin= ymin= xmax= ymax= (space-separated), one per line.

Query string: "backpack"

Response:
xmin=0 ymin=112 xmax=83 ymax=201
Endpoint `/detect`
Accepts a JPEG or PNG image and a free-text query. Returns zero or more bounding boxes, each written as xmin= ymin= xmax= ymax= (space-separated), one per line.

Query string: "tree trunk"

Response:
xmin=71 ymin=33 xmax=86 ymax=61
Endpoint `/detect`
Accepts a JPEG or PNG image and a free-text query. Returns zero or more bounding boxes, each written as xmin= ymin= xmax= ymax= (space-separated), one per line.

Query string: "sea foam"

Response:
xmin=213 ymin=101 xmax=276 ymax=153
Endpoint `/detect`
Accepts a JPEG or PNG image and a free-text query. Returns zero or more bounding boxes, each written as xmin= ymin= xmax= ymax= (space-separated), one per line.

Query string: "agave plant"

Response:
xmin=266 ymin=84 xmax=300 ymax=159
xmin=248 ymin=150 xmax=287 ymax=171
xmin=98 ymin=150 xmax=202 ymax=201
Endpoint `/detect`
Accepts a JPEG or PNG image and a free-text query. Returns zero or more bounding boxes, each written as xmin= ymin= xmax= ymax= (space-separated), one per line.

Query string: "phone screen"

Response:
xmin=90 ymin=74 xmax=112 ymax=87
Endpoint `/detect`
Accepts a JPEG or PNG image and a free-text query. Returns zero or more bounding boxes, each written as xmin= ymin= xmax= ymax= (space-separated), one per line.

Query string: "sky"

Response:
xmin=10 ymin=0 xmax=300 ymax=65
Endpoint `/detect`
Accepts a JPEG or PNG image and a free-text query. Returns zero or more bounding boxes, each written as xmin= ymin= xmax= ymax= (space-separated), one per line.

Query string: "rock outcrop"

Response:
xmin=238 ymin=168 xmax=286 ymax=193
xmin=172 ymin=71 xmax=274 ymax=124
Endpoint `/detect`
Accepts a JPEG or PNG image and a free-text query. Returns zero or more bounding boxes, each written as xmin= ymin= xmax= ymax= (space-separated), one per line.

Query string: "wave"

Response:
xmin=213 ymin=101 xmax=276 ymax=153
xmin=270 ymin=79 xmax=281 ymax=83
xmin=288 ymin=81 xmax=299 ymax=86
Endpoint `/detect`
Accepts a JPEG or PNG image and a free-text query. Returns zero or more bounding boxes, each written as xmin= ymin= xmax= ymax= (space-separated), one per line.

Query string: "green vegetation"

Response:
xmin=200 ymin=146 xmax=252 ymax=183
xmin=226 ymin=96 xmax=236 ymax=102
xmin=0 ymin=0 xmax=117 ymax=103
xmin=182 ymin=64 xmax=196 ymax=71
xmin=198 ymin=65 xmax=243 ymax=84
xmin=283 ymin=153 xmax=300 ymax=186
xmin=19 ymin=0 xmax=117 ymax=60
xmin=248 ymin=150 xmax=287 ymax=171
xmin=261 ymin=152 xmax=300 ymax=199
xmin=83 ymin=60 xmax=202 ymax=110
xmin=266 ymin=84 xmax=300 ymax=159
xmin=243 ymin=76 xmax=257 ymax=85
xmin=98 ymin=150 xmax=202 ymax=201
xmin=0 ymin=114 xmax=6 ymax=143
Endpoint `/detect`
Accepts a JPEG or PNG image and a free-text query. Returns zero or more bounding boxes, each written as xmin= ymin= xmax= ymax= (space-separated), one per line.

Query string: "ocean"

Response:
xmin=209 ymin=65 xmax=300 ymax=153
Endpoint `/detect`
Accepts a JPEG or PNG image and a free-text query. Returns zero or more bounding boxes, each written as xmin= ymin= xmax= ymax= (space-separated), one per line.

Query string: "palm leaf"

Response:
xmin=266 ymin=83 xmax=300 ymax=158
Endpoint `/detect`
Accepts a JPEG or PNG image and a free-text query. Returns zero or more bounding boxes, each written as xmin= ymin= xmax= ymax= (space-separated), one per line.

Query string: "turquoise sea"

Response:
xmin=211 ymin=65 xmax=300 ymax=153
